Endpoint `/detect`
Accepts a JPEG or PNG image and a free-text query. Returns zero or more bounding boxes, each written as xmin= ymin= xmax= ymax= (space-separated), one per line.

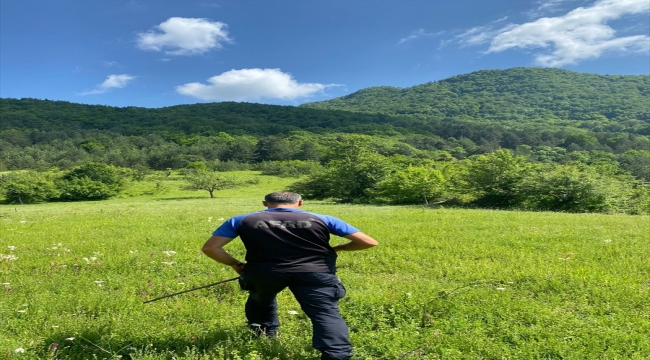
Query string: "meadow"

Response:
xmin=1 ymin=173 xmax=649 ymax=359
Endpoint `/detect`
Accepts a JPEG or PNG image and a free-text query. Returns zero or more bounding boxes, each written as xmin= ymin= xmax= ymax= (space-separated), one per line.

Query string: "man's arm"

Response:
xmin=332 ymin=232 xmax=378 ymax=252
xmin=202 ymin=235 xmax=245 ymax=274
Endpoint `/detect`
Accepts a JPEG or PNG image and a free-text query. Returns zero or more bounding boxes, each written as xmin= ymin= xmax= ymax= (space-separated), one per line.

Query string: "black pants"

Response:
xmin=240 ymin=272 xmax=352 ymax=360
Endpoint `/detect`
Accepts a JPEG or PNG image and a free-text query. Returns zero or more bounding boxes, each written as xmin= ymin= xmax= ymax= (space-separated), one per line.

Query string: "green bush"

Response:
xmin=291 ymin=136 xmax=394 ymax=202
xmin=463 ymin=149 xmax=533 ymax=208
xmin=211 ymin=161 xmax=253 ymax=172
xmin=57 ymin=176 xmax=117 ymax=201
xmin=517 ymin=164 xmax=647 ymax=213
xmin=374 ymin=165 xmax=453 ymax=205
xmin=0 ymin=171 xmax=60 ymax=204
xmin=57 ymin=162 xmax=126 ymax=201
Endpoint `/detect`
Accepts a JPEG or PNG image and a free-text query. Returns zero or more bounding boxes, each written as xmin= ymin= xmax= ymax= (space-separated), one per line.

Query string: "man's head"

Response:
xmin=263 ymin=192 xmax=303 ymax=208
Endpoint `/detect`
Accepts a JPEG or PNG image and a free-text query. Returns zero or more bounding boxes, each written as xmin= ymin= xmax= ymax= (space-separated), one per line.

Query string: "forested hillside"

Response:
xmin=301 ymin=68 xmax=650 ymax=133
xmin=1 ymin=68 xmax=649 ymax=212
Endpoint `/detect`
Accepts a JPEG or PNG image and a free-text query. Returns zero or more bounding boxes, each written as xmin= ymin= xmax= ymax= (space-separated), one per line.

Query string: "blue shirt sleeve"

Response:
xmin=212 ymin=217 xmax=239 ymax=238
xmin=308 ymin=213 xmax=360 ymax=237
xmin=212 ymin=212 xmax=257 ymax=238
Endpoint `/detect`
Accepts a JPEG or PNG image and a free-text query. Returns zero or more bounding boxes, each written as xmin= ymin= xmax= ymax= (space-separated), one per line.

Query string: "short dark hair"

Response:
xmin=264 ymin=192 xmax=302 ymax=204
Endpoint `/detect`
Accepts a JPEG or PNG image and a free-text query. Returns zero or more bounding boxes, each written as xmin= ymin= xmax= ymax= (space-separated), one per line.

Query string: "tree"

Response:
xmin=0 ymin=171 xmax=59 ymax=204
xmin=57 ymin=177 xmax=116 ymax=201
xmin=291 ymin=136 xmax=393 ymax=202
xmin=183 ymin=170 xmax=244 ymax=198
xmin=517 ymin=164 xmax=641 ymax=213
xmin=57 ymin=162 xmax=126 ymax=201
xmin=463 ymin=149 xmax=532 ymax=208
xmin=375 ymin=166 xmax=453 ymax=205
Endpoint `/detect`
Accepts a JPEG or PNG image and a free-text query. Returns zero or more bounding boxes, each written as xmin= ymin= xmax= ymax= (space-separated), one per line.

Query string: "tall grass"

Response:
xmin=1 ymin=173 xmax=649 ymax=359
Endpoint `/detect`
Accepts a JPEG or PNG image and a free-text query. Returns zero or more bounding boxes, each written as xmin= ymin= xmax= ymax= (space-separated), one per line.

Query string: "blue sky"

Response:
xmin=1 ymin=0 xmax=648 ymax=108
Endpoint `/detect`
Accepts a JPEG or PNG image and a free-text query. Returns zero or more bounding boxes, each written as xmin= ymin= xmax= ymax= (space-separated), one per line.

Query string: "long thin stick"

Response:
xmin=143 ymin=276 xmax=240 ymax=304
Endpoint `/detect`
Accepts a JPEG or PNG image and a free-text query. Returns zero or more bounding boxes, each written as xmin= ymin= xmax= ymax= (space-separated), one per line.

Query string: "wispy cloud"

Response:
xmin=102 ymin=61 xmax=120 ymax=67
xmin=79 ymin=74 xmax=135 ymax=95
xmin=443 ymin=0 xmax=650 ymax=67
xmin=527 ymin=0 xmax=584 ymax=17
xmin=136 ymin=17 xmax=231 ymax=56
xmin=176 ymin=68 xmax=340 ymax=102
xmin=448 ymin=17 xmax=511 ymax=48
xmin=398 ymin=29 xmax=444 ymax=45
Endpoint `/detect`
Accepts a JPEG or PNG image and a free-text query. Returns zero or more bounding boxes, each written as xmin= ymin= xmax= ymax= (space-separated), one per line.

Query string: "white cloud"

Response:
xmin=451 ymin=17 xmax=513 ymax=47
xmin=527 ymin=0 xmax=584 ymax=17
xmin=136 ymin=17 xmax=231 ymax=56
xmin=176 ymin=68 xmax=338 ymax=102
xmin=80 ymin=74 xmax=135 ymax=95
xmin=398 ymin=29 xmax=444 ymax=45
xmin=447 ymin=0 xmax=650 ymax=67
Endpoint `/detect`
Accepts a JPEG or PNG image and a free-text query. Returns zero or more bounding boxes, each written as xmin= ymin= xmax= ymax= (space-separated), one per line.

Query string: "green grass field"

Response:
xmin=1 ymin=173 xmax=649 ymax=359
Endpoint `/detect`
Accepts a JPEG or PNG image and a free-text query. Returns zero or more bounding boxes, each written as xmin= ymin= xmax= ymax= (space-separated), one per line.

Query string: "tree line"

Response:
xmin=2 ymin=136 xmax=647 ymax=215
xmin=1 ymin=129 xmax=649 ymax=182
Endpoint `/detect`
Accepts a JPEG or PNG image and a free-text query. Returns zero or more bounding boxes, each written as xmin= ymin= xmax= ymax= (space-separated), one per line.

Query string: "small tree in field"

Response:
xmin=183 ymin=171 xmax=243 ymax=198
xmin=375 ymin=166 xmax=453 ymax=205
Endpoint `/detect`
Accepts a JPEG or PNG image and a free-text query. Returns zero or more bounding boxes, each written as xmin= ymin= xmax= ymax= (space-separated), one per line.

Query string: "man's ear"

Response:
xmin=262 ymin=201 xmax=268 ymax=207
xmin=297 ymin=200 xmax=303 ymax=207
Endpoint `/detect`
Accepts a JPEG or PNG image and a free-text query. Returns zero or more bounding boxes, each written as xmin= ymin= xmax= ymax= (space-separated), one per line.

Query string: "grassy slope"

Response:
xmin=1 ymin=174 xmax=649 ymax=359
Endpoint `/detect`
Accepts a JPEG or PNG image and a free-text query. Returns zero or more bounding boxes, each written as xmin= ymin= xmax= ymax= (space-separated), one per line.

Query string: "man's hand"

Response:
xmin=231 ymin=262 xmax=246 ymax=274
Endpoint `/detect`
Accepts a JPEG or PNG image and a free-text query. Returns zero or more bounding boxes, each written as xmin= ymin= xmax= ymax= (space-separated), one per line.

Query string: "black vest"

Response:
xmin=237 ymin=211 xmax=338 ymax=273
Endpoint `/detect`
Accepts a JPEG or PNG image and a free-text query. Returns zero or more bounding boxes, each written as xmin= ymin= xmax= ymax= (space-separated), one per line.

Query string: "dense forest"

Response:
xmin=301 ymin=68 xmax=650 ymax=132
xmin=1 ymin=68 xmax=649 ymax=212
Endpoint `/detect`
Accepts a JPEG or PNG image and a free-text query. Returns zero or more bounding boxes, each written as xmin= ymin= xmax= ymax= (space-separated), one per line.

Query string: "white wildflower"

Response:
xmin=52 ymin=326 xmax=59 ymax=328
xmin=20 ymin=220 xmax=27 ymax=224
xmin=207 ymin=217 xmax=213 ymax=222
xmin=604 ymin=239 xmax=612 ymax=243
xmin=82 ymin=257 xmax=90 ymax=264
xmin=177 ymin=282 xmax=185 ymax=285
xmin=250 ymin=323 xmax=261 ymax=327
xmin=162 ymin=250 xmax=176 ymax=257
xmin=406 ymin=292 xmax=412 ymax=297
xmin=15 ymin=348 xmax=25 ymax=353
xmin=287 ymin=310 xmax=299 ymax=315
xmin=90 ymin=257 xmax=97 ymax=261
xmin=161 ymin=261 xmax=175 ymax=266
xmin=65 ymin=337 xmax=75 ymax=341
xmin=1 ymin=283 xmax=10 ymax=285
xmin=201 ymin=330 xmax=209 ymax=333
xmin=129 ymin=250 xmax=136 ymax=254
xmin=218 ymin=218 xmax=224 ymax=221
xmin=0 ymin=254 xmax=18 ymax=261
xmin=17 ymin=309 xmax=27 ymax=313
xmin=94 ymin=281 xmax=105 ymax=287
xmin=7 ymin=246 xmax=16 ymax=251
xmin=51 ymin=247 xmax=58 ymax=250
xmin=496 ymin=287 xmax=506 ymax=291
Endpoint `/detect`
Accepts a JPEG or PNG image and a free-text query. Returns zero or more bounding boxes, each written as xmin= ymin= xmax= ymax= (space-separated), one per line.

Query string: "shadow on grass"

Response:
xmin=42 ymin=328 xmax=303 ymax=360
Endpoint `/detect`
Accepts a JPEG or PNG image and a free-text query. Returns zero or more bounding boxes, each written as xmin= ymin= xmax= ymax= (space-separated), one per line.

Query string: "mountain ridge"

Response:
xmin=300 ymin=67 xmax=650 ymax=123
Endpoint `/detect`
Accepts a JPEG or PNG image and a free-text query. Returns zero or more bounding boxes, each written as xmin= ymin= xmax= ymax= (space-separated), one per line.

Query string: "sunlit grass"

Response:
xmin=1 ymin=173 xmax=649 ymax=359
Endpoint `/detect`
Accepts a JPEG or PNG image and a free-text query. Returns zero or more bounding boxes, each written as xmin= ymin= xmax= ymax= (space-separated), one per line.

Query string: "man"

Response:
xmin=202 ymin=191 xmax=378 ymax=360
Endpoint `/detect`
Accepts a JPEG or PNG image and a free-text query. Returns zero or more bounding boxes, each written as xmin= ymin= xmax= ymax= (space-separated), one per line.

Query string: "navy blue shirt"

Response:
xmin=213 ymin=208 xmax=359 ymax=273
